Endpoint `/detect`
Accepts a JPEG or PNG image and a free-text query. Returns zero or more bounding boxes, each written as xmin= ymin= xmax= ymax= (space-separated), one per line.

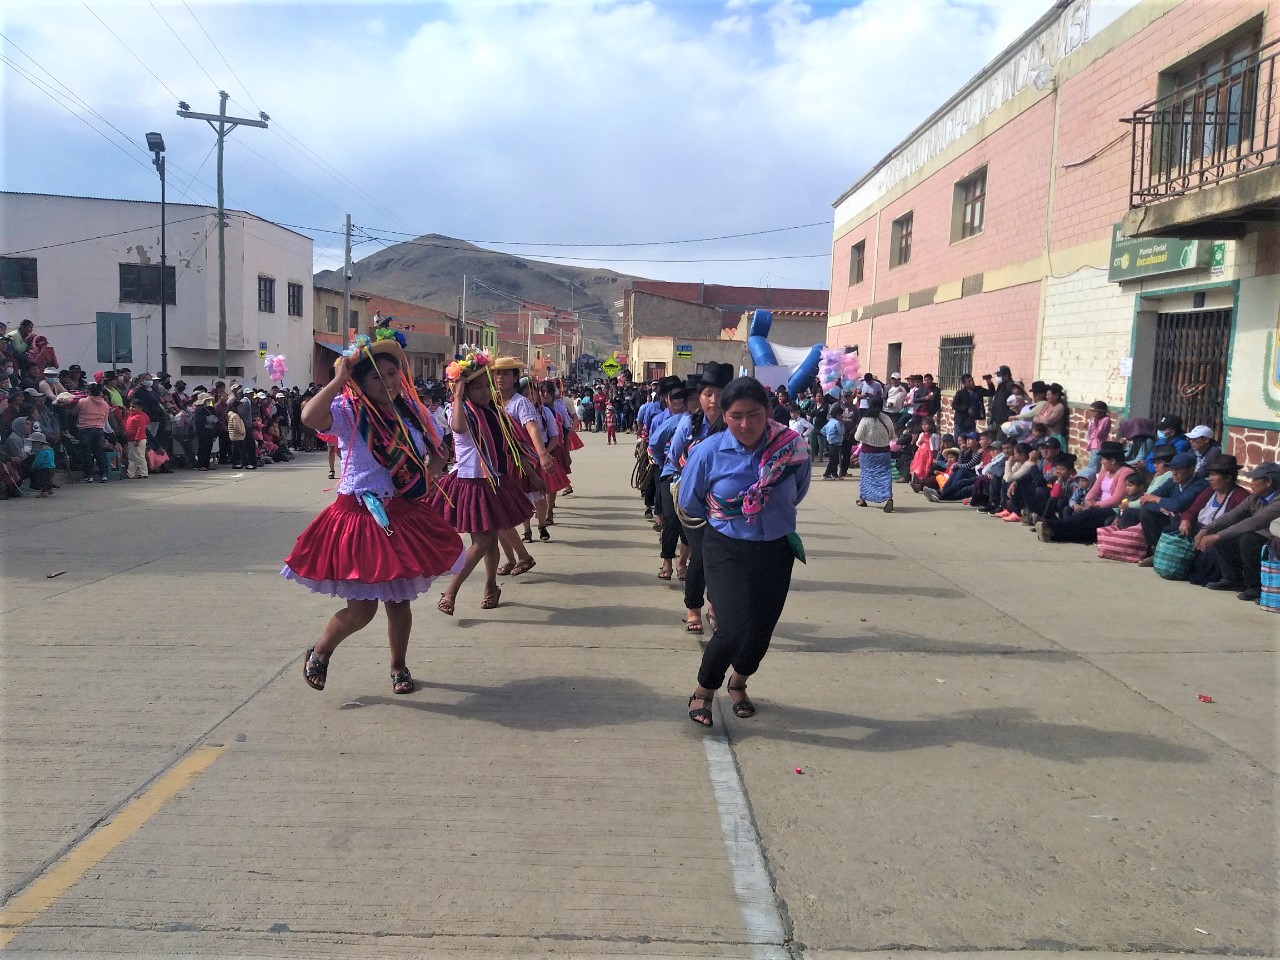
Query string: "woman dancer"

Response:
xmin=649 ymin=383 xmax=692 ymax=580
xmin=493 ymin=357 xmax=551 ymax=558
xmin=536 ymin=381 xmax=572 ymax=526
xmin=678 ymin=377 xmax=811 ymax=727
xmin=854 ymin=398 xmax=896 ymax=512
xmin=669 ymin=362 xmax=733 ymax=634
xmin=283 ymin=336 xmax=465 ymax=695
xmin=431 ymin=352 xmax=535 ymax=614
xmin=548 ymin=380 xmax=581 ymax=496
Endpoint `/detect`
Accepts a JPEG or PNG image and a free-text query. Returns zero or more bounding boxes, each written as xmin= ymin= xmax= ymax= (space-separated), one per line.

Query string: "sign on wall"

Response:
xmin=675 ymin=343 xmax=693 ymax=358
xmin=1108 ymin=223 xmax=1211 ymax=283
xmin=95 ymin=312 xmax=131 ymax=364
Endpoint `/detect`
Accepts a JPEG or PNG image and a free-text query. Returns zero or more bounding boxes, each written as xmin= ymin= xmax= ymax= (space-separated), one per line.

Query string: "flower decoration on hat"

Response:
xmin=446 ymin=348 xmax=493 ymax=383
xmin=341 ymin=333 xmax=373 ymax=359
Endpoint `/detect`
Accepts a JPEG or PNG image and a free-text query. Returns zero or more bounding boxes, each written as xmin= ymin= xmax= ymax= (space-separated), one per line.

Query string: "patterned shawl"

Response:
xmin=706 ymin=421 xmax=809 ymax=521
xmin=345 ymin=388 xmax=439 ymax=500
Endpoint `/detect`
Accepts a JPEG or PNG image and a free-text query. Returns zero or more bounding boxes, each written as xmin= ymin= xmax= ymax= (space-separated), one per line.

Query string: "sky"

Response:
xmin=1 ymin=0 xmax=1041 ymax=292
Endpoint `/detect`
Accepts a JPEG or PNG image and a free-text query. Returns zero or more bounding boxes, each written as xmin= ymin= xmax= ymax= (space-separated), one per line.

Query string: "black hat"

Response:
xmin=1157 ymin=414 xmax=1184 ymax=432
xmin=1206 ymin=453 xmax=1239 ymax=475
xmin=1151 ymin=443 xmax=1177 ymax=463
xmin=657 ymin=375 xmax=683 ymax=395
xmin=697 ymin=362 xmax=734 ymax=390
xmin=1054 ymin=452 xmax=1078 ymax=468
xmin=684 ymin=375 xmax=703 ymax=393
xmin=1098 ymin=440 xmax=1126 ymax=460
xmin=1030 ymin=380 xmax=1047 ymax=394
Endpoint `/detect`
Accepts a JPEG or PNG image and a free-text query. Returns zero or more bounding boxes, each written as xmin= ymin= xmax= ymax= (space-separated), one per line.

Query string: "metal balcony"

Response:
xmin=1125 ymin=38 xmax=1280 ymax=208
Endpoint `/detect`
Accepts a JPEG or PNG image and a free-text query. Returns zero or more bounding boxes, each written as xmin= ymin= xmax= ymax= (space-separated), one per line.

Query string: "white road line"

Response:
xmin=702 ymin=713 xmax=791 ymax=960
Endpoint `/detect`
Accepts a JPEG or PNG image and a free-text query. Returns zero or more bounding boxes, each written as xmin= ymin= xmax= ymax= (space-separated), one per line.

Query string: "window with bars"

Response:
xmin=0 ymin=257 xmax=38 ymax=298
xmin=953 ymin=168 xmax=986 ymax=242
xmin=258 ymin=276 xmax=275 ymax=313
xmin=937 ymin=335 xmax=974 ymax=391
xmin=119 ymin=263 xmax=175 ymax=305
xmin=287 ymin=282 xmax=304 ymax=317
xmin=848 ymin=240 xmax=865 ymax=285
xmin=889 ymin=212 xmax=912 ymax=268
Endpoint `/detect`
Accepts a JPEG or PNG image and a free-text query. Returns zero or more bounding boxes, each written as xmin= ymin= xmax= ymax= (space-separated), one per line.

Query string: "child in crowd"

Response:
xmin=820 ymin=414 xmax=845 ymax=480
xmin=1146 ymin=445 xmax=1176 ymax=496
xmin=604 ymin=403 xmax=617 ymax=444
xmin=123 ymin=399 xmax=149 ymax=479
xmin=1036 ymin=452 xmax=1078 ymax=522
xmin=29 ymin=430 xmax=55 ymax=497
xmin=1086 ymin=401 xmax=1111 ymax=471
xmin=1113 ymin=470 xmax=1151 ymax=529
xmin=789 ymin=405 xmax=813 ymax=442
xmin=1069 ymin=467 xmax=1095 ymax=515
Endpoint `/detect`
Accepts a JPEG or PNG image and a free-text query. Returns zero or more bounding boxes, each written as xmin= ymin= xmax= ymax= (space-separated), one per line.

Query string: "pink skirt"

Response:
xmin=567 ymin=430 xmax=585 ymax=451
xmin=543 ymin=457 xmax=571 ymax=494
xmin=281 ymin=494 xmax=465 ymax=602
xmin=429 ymin=473 xmax=533 ymax=533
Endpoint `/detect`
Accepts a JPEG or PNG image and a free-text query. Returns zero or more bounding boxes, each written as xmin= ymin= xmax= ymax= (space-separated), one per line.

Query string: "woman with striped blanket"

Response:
xmin=676 ymin=377 xmax=812 ymax=728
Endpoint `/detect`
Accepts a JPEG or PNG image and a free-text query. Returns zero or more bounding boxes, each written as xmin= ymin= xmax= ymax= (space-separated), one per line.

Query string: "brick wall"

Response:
xmin=1227 ymin=425 xmax=1280 ymax=472
xmin=632 ymin=292 xmax=727 ymax=339
xmin=1039 ymin=268 xmax=1135 ymax=410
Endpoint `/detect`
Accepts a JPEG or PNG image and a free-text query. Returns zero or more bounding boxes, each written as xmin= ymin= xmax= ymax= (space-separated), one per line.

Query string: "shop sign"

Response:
xmin=1108 ymin=223 xmax=1211 ymax=282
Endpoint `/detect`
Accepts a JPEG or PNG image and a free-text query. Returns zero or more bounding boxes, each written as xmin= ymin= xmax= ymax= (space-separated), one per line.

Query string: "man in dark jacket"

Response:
xmin=978 ymin=364 xmax=1015 ymax=427
xmin=1135 ymin=452 xmax=1207 ymax=562
xmin=1197 ymin=461 xmax=1280 ymax=601
xmin=951 ymin=373 xmax=986 ymax=436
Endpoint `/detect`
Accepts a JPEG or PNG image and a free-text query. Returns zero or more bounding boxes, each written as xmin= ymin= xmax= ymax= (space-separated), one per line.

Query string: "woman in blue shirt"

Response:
xmin=677 ymin=377 xmax=811 ymax=727
xmin=649 ymin=385 xmax=691 ymax=579
xmin=669 ymin=362 xmax=734 ymax=633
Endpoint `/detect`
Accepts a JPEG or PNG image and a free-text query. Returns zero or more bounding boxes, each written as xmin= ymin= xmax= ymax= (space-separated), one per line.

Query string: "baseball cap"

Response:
xmin=1186 ymin=425 xmax=1214 ymax=440
xmin=1168 ymin=452 xmax=1196 ymax=470
xmin=889 ymin=372 xmax=901 ymax=379
xmin=29 ymin=431 xmax=46 ymax=443
xmin=23 ymin=387 xmax=40 ymax=396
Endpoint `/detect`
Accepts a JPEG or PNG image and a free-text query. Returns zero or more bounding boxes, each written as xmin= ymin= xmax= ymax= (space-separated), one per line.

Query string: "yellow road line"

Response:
xmin=0 ymin=744 xmax=227 ymax=949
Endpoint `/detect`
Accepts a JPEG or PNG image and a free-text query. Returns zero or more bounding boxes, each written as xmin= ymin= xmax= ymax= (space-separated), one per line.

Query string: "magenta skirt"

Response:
xmin=281 ymin=494 xmax=465 ymax=602
xmin=429 ymin=473 xmax=533 ymax=533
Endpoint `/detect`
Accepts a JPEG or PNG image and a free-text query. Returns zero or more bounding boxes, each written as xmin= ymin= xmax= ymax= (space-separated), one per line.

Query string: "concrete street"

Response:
xmin=1 ymin=433 xmax=1275 ymax=959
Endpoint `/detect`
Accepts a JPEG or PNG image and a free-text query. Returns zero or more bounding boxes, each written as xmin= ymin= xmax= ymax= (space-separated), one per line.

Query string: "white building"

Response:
xmin=0 ymin=192 xmax=315 ymax=388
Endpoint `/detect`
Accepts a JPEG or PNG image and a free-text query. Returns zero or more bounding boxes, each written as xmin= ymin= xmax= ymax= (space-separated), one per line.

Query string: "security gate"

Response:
xmin=1149 ymin=309 xmax=1232 ymax=439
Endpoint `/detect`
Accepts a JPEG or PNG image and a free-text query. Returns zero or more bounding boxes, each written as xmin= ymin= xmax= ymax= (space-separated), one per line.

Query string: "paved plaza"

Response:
xmin=1 ymin=434 xmax=1275 ymax=958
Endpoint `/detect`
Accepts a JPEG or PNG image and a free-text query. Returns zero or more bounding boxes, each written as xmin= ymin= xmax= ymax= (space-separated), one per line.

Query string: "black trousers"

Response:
xmin=656 ymin=477 xmax=685 ymax=559
xmin=1139 ymin=508 xmax=1174 ymax=550
xmin=1213 ymin=531 xmax=1266 ymax=590
xmin=1047 ymin=507 xmax=1115 ymax=543
xmin=197 ymin=434 xmax=216 ymax=468
xmin=682 ymin=522 xmax=707 ymax=611
xmin=838 ymin=431 xmax=856 ymax=475
xmin=698 ymin=527 xmax=794 ymax=690
xmin=642 ymin=466 xmax=657 ymax=510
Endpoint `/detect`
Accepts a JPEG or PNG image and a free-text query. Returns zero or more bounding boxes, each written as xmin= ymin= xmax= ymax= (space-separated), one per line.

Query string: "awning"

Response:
xmin=315 ymin=341 xmax=344 ymax=354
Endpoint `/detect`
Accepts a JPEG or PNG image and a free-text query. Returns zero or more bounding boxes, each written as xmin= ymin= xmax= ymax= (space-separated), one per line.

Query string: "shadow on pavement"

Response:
xmin=490 ymin=602 xmax=676 ymax=629
xmin=356 ymin=677 xmax=1209 ymax=764
xmin=785 ymin=579 xmax=965 ymax=598
xmin=772 ymin=622 xmax=1074 ymax=659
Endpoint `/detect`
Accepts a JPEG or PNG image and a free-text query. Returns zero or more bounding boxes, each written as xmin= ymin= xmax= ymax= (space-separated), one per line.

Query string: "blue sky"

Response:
xmin=2 ymin=0 xmax=1035 ymax=289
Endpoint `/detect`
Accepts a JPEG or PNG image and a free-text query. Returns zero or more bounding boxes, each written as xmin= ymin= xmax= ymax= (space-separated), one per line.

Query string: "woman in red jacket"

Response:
xmin=1178 ymin=453 xmax=1248 ymax=586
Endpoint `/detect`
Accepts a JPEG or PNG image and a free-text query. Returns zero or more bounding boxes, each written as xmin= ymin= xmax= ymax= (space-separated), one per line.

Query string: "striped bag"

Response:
xmin=1096 ymin=523 xmax=1147 ymax=563
xmin=1152 ymin=532 xmax=1196 ymax=580
xmin=1261 ymin=545 xmax=1280 ymax=614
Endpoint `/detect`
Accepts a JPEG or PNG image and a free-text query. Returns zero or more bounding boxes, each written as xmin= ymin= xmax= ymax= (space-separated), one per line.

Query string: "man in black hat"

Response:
xmin=1144 ymin=414 xmax=1191 ymax=473
xmin=637 ymin=375 xmax=683 ymax=519
xmin=1196 ymin=460 xmax=1280 ymax=602
xmin=650 ymin=383 xmax=693 ymax=577
xmin=977 ymin=364 xmax=1015 ymax=427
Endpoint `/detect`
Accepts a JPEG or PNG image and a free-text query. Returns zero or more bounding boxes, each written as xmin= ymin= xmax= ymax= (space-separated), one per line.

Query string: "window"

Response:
xmin=953 ymin=168 xmax=987 ymax=242
xmin=889 ymin=212 xmax=913 ymax=268
xmin=848 ymin=241 xmax=865 ymax=285
xmin=886 ymin=342 xmax=903 ymax=379
xmin=287 ymin=282 xmax=304 ymax=317
xmin=1157 ymin=31 xmax=1262 ymax=175
xmin=258 ymin=276 xmax=275 ymax=313
xmin=119 ymin=263 xmax=175 ymax=305
xmin=324 ymin=305 xmax=339 ymax=334
xmin=0 ymin=257 xmax=38 ymax=298
xmin=937 ymin=335 xmax=974 ymax=391
xmin=348 ymin=310 xmax=358 ymax=327
xmin=180 ymin=365 xmax=245 ymax=377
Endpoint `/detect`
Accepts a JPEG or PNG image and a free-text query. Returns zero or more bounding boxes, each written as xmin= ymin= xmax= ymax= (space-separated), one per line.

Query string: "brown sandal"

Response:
xmin=496 ymin=561 xmax=515 ymax=576
xmin=510 ymin=557 xmax=536 ymax=576
xmin=437 ymin=594 xmax=455 ymax=616
xmin=480 ymin=585 xmax=502 ymax=609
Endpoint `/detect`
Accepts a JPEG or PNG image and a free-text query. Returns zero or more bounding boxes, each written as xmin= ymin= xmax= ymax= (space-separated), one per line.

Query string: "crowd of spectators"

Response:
xmin=0 ymin=319 xmax=325 ymax=500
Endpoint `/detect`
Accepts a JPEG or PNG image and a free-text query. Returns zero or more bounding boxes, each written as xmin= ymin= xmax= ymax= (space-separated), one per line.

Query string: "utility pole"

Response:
xmin=460 ymin=274 xmax=467 ymax=354
xmin=177 ymin=92 xmax=268 ymax=378
xmin=525 ymin=306 xmax=534 ymax=369
xmin=342 ymin=214 xmax=352 ymax=350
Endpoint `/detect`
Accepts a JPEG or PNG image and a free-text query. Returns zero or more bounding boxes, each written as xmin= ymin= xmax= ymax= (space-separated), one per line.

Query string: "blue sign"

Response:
xmin=676 ymin=343 xmax=693 ymax=359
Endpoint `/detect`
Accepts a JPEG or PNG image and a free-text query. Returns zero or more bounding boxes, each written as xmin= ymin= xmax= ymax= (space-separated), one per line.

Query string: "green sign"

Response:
xmin=601 ymin=357 xmax=621 ymax=376
xmin=95 ymin=312 xmax=132 ymax=364
xmin=675 ymin=342 xmax=693 ymax=359
xmin=1108 ymin=223 xmax=1211 ymax=282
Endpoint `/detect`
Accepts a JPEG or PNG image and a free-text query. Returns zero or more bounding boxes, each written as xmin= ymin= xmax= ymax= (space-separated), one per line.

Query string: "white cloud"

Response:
xmin=1 ymin=0 xmax=1051 ymax=286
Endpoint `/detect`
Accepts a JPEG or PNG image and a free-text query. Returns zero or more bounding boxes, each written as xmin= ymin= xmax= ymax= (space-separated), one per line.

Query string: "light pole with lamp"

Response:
xmin=145 ymin=132 xmax=168 ymax=377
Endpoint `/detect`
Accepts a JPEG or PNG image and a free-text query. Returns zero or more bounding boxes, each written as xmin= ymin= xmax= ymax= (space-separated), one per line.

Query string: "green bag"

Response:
xmin=786 ymin=531 xmax=807 ymax=564
xmin=1152 ymin=531 xmax=1195 ymax=580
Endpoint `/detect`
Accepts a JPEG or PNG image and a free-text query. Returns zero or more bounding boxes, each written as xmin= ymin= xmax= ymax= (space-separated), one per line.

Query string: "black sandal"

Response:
xmin=727 ymin=682 xmax=756 ymax=718
xmin=303 ymin=647 xmax=328 ymax=691
xmin=688 ymin=693 xmax=713 ymax=728
xmin=539 ymin=525 xmax=551 ymax=541
xmin=521 ymin=530 xmax=534 ymax=543
xmin=391 ymin=669 xmax=414 ymax=694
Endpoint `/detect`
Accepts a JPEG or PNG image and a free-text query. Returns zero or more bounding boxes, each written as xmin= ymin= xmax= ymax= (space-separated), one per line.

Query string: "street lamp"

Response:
xmin=146 ymin=131 xmax=168 ymax=377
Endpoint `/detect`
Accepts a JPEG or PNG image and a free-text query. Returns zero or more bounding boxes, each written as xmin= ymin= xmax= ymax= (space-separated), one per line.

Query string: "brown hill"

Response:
xmin=315 ymin=234 xmax=641 ymax=348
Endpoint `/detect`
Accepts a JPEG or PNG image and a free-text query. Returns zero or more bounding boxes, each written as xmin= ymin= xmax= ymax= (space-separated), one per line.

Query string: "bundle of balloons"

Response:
xmin=819 ymin=347 xmax=860 ymax=397
xmin=264 ymin=354 xmax=288 ymax=382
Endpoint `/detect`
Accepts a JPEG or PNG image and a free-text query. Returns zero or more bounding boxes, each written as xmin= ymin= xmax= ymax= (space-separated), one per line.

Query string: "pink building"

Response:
xmin=828 ymin=0 xmax=1280 ymax=468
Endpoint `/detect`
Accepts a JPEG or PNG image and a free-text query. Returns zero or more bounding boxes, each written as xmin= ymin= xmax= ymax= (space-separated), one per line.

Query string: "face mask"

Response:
xmin=1159 ymin=429 xmax=1173 ymax=439
xmin=994 ymin=375 xmax=1005 ymax=385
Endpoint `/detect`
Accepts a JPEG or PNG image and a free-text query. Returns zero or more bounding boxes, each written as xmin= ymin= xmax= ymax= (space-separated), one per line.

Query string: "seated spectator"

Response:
xmin=1121 ymin=451 xmax=1208 ymax=565
xmin=1179 ymin=454 xmax=1248 ymax=586
xmin=1146 ymin=444 xmax=1177 ymax=496
xmin=1068 ymin=465 xmax=1095 ymax=515
xmin=993 ymin=442 xmax=1040 ymax=521
xmin=1196 ymin=461 xmax=1280 ymax=603
xmin=1039 ymin=441 xmax=1131 ymax=543
xmin=970 ymin=437 xmax=1014 ymax=513
xmin=1121 ymin=417 xmax=1157 ymax=466
xmin=1185 ymin=425 xmax=1220 ymax=480
xmin=1145 ymin=415 xmax=1190 ymax=473
xmin=1033 ymin=382 xmax=1068 ymax=446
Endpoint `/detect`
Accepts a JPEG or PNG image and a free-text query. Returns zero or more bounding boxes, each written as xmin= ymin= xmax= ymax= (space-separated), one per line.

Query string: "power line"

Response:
xmin=80 ymin=3 xmax=181 ymax=102
xmin=348 ymin=219 xmax=835 ymax=248
xmin=147 ymin=0 xmax=220 ymax=92
xmin=0 ymin=214 xmax=216 ymax=258
xmin=181 ymin=1 xmax=260 ymax=112
xmin=173 ymin=141 xmax=216 ymax=204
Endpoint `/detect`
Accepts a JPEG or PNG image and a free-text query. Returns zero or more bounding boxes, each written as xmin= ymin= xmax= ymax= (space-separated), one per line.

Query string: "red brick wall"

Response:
xmin=1227 ymin=425 xmax=1280 ymax=472
xmin=830 ymin=282 xmax=1041 ymax=385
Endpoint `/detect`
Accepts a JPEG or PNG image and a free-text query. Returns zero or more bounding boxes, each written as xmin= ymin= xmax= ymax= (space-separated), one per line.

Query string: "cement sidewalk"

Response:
xmin=1 ymin=436 xmax=1275 ymax=957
